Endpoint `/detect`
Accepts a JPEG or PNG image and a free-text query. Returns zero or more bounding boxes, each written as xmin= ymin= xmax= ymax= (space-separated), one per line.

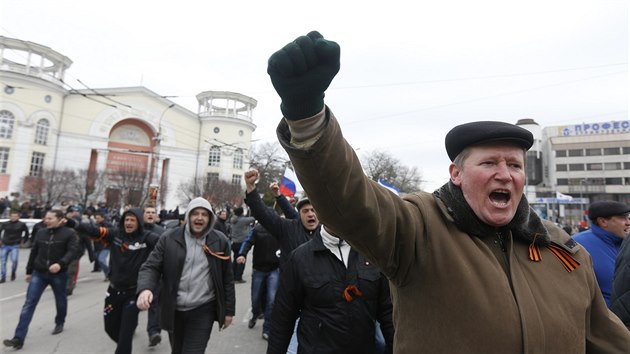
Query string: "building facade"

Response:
xmin=0 ymin=36 xmax=256 ymax=210
xmin=521 ymin=118 xmax=630 ymax=226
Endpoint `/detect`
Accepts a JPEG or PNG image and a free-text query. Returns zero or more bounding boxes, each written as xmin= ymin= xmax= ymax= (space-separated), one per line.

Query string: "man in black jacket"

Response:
xmin=213 ymin=209 xmax=230 ymax=236
xmin=142 ymin=205 xmax=165 ymax=347
xmin=70 ymin=207 xmax=159 ymax=354
xmin=136 ymin=197 xmax=235 ymax=354
xmin=3 ymin=210 xmax=78 ymax=350
xmin=237 ymin=223 xmax=280 ymax=339
xmin=610 ymin=215 xmax=630 ymax=330
xmin=268 ymin=228 xmax=394 ymax=354
xmin=244 ymin=170 xmax=319 ymax=269
xmin=0 ymin=210 xmax=30 ymax=282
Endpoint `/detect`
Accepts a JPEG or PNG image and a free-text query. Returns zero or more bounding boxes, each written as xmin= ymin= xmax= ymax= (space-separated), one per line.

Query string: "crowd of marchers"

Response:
xmin=3 ymin=30 xmax=630 ymax=354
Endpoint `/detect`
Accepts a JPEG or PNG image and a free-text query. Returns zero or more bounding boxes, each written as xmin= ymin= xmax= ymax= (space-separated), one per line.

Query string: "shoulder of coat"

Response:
xmin=542 ymin=219 xmax=581 ymax=255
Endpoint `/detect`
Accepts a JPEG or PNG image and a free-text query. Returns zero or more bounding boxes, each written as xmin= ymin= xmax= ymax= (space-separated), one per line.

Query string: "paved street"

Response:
xmin=0 ymin=248 xmax=268 ymax=353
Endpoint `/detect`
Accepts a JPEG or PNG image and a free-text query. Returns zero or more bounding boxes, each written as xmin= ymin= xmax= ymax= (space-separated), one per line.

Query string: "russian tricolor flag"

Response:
xmin=280 ymin=167 xmax=302 ymax=197
xmin=378 ymin=178 xmax=400 ymax=196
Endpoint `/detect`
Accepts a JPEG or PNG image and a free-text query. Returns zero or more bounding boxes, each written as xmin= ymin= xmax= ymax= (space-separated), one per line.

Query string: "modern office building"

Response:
xmin=0 ymin=36 xmax=256 ymax=209
xmin=524 ymin=119 xmax=630 ymax=225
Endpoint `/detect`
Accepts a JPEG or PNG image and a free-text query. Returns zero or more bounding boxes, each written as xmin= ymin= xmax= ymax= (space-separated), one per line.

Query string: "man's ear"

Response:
xmin=449 ymin=163 xmax=462 ymax=186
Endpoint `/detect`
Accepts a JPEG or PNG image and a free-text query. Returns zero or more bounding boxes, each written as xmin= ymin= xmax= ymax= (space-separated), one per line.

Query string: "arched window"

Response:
xmin=35 ymin=119 xmax=49 ymax=145
xmin=233 ymin=149 xmax=244 ymax=169
xmin=208 ymin=146 xmax=221 ymax=166
xmin=0 ymin=110 xmax=15 ymax=139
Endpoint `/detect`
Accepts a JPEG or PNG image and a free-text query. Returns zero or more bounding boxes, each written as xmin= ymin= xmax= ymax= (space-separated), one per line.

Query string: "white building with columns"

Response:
xmin=0 ymin=36 xmax=256 ymax=209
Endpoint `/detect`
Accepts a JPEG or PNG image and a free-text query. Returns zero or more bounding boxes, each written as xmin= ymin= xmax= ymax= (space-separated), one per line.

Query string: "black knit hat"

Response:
xmin=588 ymin=201 xmax=630 ymax=222
xmin=445 ymin=121 xmax=534 ymax=161
xmin=296 ymin=197 xmax=311 ymax=211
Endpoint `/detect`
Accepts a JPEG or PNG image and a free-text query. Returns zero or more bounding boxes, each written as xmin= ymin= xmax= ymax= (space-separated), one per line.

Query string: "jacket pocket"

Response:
xmin=303 ymin=275 xmax=336 ymax=306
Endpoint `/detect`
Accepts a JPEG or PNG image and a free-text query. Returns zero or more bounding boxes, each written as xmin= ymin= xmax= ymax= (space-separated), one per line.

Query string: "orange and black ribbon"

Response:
xmin=342 ymin=284 xmax=363 ymax=302
xmin=120 ymin=242 xmax=129 ymax=253
xmin=202 ymin=244 xmax=230 ymax=260
xmin=528 ymin=234 xmax=542 ymax=262
xmin=528 ymin=241 xmax=580 ymax=273
xmin=546 ymin=243 xmax=580 ymax=272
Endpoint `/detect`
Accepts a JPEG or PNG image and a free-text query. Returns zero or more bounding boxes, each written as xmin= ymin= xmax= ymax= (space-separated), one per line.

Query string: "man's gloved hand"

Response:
xmin=267 ymin=31 xmax=340 ymax=120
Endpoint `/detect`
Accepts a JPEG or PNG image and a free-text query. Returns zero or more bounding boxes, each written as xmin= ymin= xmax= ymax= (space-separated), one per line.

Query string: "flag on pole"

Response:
xmin=280 ymin=167 xmax=303 ymax=197
xmin=378 ymin=178 xmax=400 ymax=196
xmin=556 ymin=191 xmax=573 ymax=201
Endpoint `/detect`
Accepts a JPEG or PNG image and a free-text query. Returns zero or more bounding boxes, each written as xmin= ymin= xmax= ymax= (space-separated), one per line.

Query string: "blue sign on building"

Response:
xmin=560 ymin=120 xmax=630 ymax=136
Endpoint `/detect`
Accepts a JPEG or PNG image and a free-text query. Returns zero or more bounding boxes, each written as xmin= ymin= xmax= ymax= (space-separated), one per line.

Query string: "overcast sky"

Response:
xmin=2 ymin=0 xmax=627 ymax=191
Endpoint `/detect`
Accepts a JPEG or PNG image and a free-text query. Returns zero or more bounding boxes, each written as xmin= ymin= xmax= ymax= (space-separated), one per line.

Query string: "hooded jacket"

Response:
xmin=276 ymin=109 xmax=630 ymax=354
xmin=137 ymin=197 xmax=236 ymax=329
xmin=74 ymin=208 xmax=159 ymax=290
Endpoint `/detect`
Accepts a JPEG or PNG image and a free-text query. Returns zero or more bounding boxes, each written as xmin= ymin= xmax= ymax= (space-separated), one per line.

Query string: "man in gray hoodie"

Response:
xmin=136 ymin=197 xmax=235 ymax=354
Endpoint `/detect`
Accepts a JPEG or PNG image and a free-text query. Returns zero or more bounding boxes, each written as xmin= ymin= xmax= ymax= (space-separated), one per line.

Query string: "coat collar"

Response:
xmin=433 ymin=181 xmax=550 ymax=246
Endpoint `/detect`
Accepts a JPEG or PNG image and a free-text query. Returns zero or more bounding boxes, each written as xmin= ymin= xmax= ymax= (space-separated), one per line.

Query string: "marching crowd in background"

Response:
xmin=1 ymin=30 xmax=630 ymax=354
xmin=0 ymin=180 xmax=396 ymax=354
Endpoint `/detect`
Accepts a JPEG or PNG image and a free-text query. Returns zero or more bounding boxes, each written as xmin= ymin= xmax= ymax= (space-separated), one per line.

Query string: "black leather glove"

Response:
xmin=267 ymin=31 xmax=340 ymax=120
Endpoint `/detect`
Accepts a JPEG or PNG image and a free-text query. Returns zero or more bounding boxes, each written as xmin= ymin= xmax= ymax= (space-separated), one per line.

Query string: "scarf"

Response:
xmin=433 ymin=181 xmax=550 ymax=246
xmin=433 ymin=182 xmax=580 ymax=272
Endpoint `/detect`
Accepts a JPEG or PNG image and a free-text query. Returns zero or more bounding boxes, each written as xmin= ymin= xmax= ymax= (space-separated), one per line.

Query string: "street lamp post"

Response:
xmin=579 ymin=179 xmax=588 ymax=224
xmin=151 ymin=103 xmax=175 ymax=208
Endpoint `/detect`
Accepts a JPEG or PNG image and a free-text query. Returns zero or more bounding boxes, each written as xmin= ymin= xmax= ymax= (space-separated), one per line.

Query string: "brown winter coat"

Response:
xmin=277 ymin=108 xmax=630 ymax=354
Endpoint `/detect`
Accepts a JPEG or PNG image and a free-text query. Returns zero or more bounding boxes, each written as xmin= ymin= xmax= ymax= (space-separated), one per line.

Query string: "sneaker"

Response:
xmin=262 ymin=333 xmax=269 ymax=341
xmin=3 ymin=337 xmax=23 ymax=349
xmin=0 ymin=278 xmax=5 ymax=284
xmin=11 ymin=272 xmax=16 ymax=281
xmin=149 ymin=333 xmax=161 ymax=347
xmin=52 ymin=324 xmax=64 ymax=335
xmin=257 ymin=313 xmax=264 ymax=320
xmin=248 ymin=317 xmax=257 ymax=329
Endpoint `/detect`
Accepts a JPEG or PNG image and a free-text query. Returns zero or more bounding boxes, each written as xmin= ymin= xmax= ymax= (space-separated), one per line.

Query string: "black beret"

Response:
xmin=588 ymin=201 xmax=630 ymax=221
xmin=445 ymin=121 xmax=534 ymax=161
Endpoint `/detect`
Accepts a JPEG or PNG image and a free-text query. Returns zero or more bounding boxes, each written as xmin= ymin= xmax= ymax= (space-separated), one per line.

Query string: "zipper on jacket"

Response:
xmin=46 ymin=229 xmax=54 ymax=268
xmin=494 ymin=231 xmax=511 ymax=273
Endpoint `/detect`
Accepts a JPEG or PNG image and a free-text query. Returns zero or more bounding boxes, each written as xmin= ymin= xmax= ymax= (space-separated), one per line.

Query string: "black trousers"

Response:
xmin=104 ymin=286 xmax=139 ymax=354
xmin=168 ymin=301 xmax=216 ymax=354
xmin=231 ymin=242 xmax=245 ymax=281
xmin=147 ymin=284 xmax=161 ymax=336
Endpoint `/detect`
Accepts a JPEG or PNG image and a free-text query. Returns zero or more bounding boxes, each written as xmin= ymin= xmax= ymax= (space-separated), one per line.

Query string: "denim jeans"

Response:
xmin=251 ymin=268 xmax=279 ymax=335
xmin=97 ymin=248 xmax=110 ymax=277
xmin=14 ymin=270 xmax=68 ymax=341
xmin=375 ymin=321 xmax=386 ymax=354
xmin=286 ymin=319 xmax=299 ymax=354
xmin=1 ymin=244 xmax=19 ymax=279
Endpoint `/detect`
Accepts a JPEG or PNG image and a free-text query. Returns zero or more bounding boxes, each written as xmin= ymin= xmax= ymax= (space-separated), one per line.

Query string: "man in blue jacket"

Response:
xmin=573 ymin=201 xmax=630 ymax=307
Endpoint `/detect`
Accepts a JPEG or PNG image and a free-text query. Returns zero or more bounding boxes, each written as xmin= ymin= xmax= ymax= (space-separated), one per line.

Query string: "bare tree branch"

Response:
xmin=361 ymin=149 xmax=424 ymax=194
